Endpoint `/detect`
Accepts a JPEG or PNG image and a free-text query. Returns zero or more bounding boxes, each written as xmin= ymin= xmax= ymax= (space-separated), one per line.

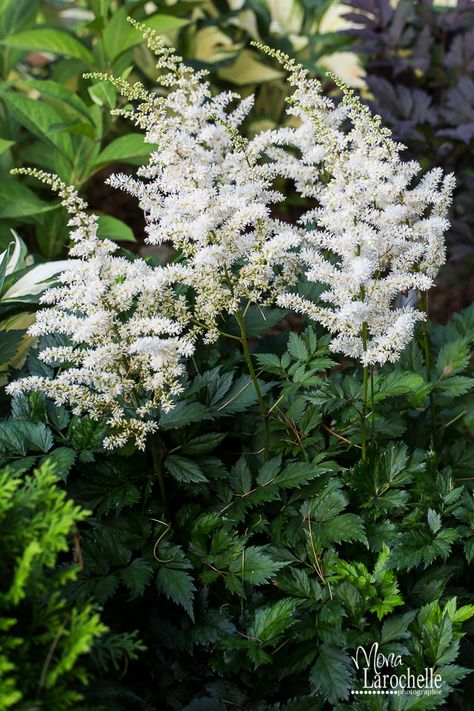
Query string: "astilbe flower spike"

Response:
xmin=6 ymin=169 xmax=194 ymax=450
xmin=92 ymin=19 xmax=303 ymax=344
xmin=7 ymin=27 xmax=454 ymax=452
xmin=254 ymin=43 xmax=455 ymax=366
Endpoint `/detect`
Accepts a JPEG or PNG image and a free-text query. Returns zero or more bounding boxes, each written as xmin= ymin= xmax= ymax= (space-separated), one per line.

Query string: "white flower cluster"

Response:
xmin=6 ymin=169 xmax=194 ymax=450
xmin=97 ymin=21 xmax=302 ymax=344
xmin=254 ymin=45 xmax=455 ymax=365
xmin=7 ymin=25 xmax=454 ymax=449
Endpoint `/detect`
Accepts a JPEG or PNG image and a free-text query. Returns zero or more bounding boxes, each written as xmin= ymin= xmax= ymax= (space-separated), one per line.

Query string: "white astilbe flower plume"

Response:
xmin=255 ymin=44 xmax=454 ymax=366
xmin=7 ymin=28 xmax=454 ymax=452
xmin=90 ymin=19 xmax=302 ymax=344
xmin=6 ymin=169 xmax=194 ymax=450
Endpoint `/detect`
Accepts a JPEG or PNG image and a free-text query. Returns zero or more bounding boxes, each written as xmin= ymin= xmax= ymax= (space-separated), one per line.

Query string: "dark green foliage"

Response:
xmin=0 ymin=458 xmax=105 ymax=709
xmin=3 ymin=303 xmax=474 ymax=709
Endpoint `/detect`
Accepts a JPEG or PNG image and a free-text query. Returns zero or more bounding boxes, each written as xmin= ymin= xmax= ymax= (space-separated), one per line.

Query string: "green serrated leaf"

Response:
xmin=156 ymin=567 xmax=195 ymax=620
xmin=159 ymin=402 xmax=212 ymax=430
xmin=181 ymin=433 xmax=226 ymax=455
xmin=120 ymin=558 xmax=153 ymax=599
xmin=165 ymin=454 xmax=208 ymax=484
xmin=310 ymin=645 xmax=353 ymax=702
xmin=287 ymin=332 xmax=309 ymax=362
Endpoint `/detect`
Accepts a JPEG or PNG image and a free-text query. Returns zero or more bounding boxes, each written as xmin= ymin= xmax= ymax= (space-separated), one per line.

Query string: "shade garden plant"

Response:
xmin=2 ymin=16 xmax=474 ymax=711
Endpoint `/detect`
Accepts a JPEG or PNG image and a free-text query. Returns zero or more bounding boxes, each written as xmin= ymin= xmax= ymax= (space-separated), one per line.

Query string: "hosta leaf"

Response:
xmin=0 ymin=0 xmax=39 ymax=39
xmin=101 ymin=7 xmax=189 ymax=62
xmin=97 ymin=215 xmax=136 ymax=242
xmin=92 ymin=134 xmax=153 ymax=170
xmin=1 ymin=28 xmax=93 ymax=63
xmin=0 ymin=329 xmax=23 ymax=364
xmin=0 ymin=180 xmax=58 ymax=219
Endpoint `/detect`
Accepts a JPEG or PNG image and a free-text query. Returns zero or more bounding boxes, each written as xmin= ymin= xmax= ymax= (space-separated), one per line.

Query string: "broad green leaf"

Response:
xmin=92 ymin=134 xmax=153 ymax=171
xmin=97 ymin=215 xmax=136 ymax=242
xmin=1 ymin=29 xmax=93 ymax=63
xmin=0 ymin=0 xmax=39 ymax=39
xmin=0 ymin=180 xmax=58 ymax=219
xmin=0 ymin=138 xmax=13 ymax=155
xmin=144 ymin=13 xmax=190 ymax=34
xmin=2 ymin=92 xmax=73 ymax=158
xmin=102 ymin=8 xmax=189 ymax=63
xmin=88 ymin=81 xmax=116 ymax=109
xmin=18 ymin=79 xmax=94 ymax=126
xmin=218 ymin=49 xmax=284 ymax=86
xmin=0 ymin=329 xmax=23 ymax=363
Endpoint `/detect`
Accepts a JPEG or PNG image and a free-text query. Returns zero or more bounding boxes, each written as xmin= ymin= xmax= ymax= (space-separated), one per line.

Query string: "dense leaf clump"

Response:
xmin=1 ymin=302 xmax=474 ymax=709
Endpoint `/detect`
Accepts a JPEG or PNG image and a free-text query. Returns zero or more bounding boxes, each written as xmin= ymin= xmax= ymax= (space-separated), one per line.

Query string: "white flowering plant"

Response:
xmin=3 ymin=17 xmax=474 ymax=711
xmin=6 ymin=20 xmax=453 ymax=462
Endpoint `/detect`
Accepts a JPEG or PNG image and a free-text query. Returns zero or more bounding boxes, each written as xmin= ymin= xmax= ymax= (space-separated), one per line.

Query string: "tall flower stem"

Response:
xmin=150 ymin=435 xmax=167 ymax=512
xmin=234 ymin=310 xmax=269 ymax=459
xmin=420 ymin=292 xmax=437 ymax=446
xmin=361 ymin=323 xmax=369 ymax=462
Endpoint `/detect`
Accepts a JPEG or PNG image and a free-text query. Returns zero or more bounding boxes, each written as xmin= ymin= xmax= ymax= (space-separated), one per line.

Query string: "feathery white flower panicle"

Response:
xmin=6 ymin=170 xmax=194 ymax=450
xmin=96 ymin=21 xmax=302 ymax=342
xmin=254 ymin=46 xmax=454 ymax=366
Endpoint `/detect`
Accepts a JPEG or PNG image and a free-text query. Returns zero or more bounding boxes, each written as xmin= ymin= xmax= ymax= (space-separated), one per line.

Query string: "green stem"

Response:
xmin=235 ymin=310 xmax=269 ymax=459
xmin=361 ymin=323 xmax=369 ymax=462
xmin=150 ymin=436 xmax=167 ymax=511
xmin=420 ymin=292 xmax=437 ymax=446
xmin=361 ymin=365 xmax=369 ymax=462
xmin=370 ymin=365 xmax=375 ymax=440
